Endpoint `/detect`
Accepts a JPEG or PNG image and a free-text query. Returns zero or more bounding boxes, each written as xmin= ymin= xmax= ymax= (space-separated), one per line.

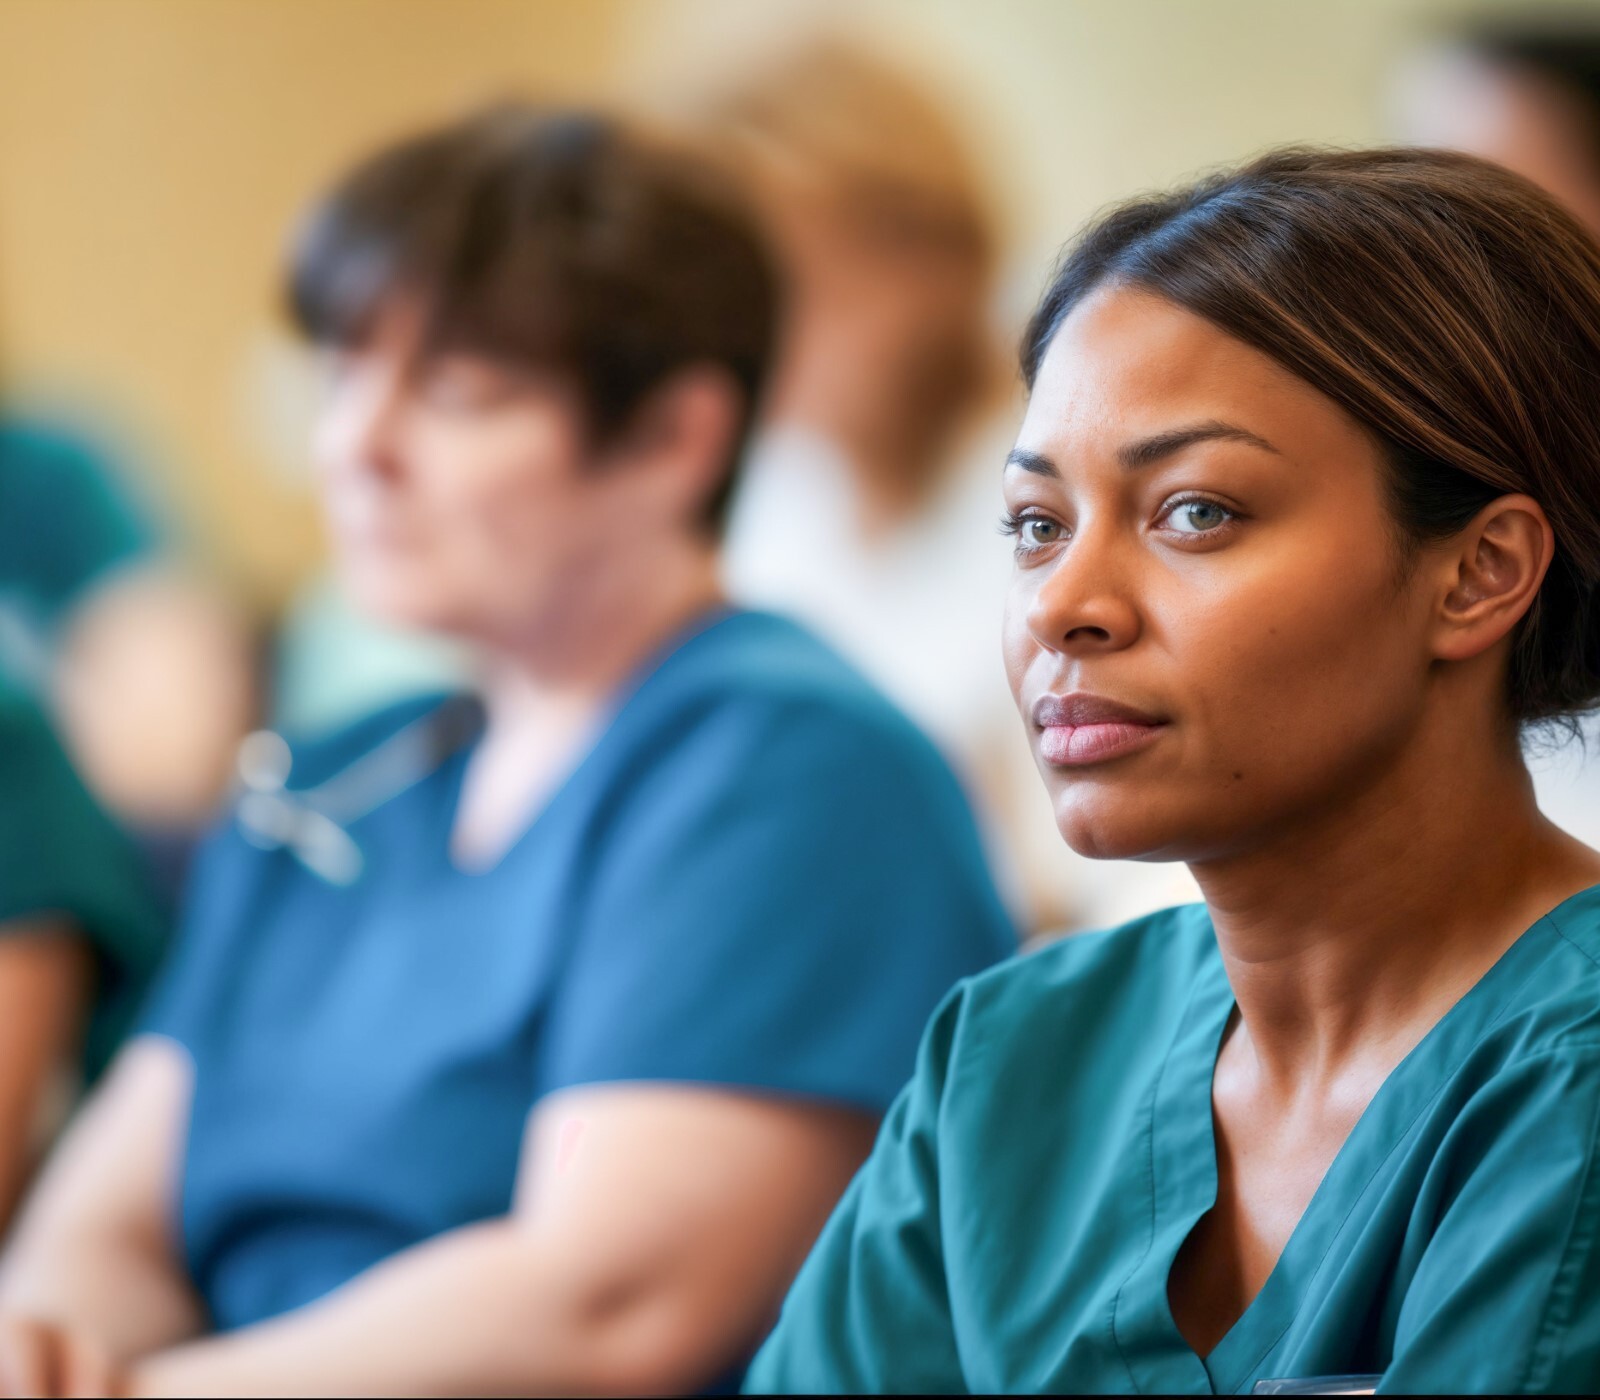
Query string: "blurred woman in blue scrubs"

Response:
xmin=0 ymin=107 xmax=1013 ymax=1396
xmin=750 ymin=147 xmax=1600 ymax=1393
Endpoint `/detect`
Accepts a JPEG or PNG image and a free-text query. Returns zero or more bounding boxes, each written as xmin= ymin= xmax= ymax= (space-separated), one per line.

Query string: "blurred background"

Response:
xmin=5 ymin=0 xmax=1600 ymax=932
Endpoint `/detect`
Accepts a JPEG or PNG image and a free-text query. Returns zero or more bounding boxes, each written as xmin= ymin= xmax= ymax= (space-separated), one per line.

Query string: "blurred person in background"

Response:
xmin=705 ymin=39 xmax=1198 ymax=935
xmin=1394 ymin=10 xmax=1600 ymax=852
xmin=0 ymin=106 xmax=1014 ymax=1397
xmin=0 ymin=657 xmax=167 ymax=1240
xmin=0 ymin=407 xmax=257 ymax=895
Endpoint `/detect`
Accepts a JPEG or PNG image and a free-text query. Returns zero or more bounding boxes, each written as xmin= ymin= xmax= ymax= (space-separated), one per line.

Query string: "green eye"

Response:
xmin=1167 ymin=500 xmax=1231 ymax=534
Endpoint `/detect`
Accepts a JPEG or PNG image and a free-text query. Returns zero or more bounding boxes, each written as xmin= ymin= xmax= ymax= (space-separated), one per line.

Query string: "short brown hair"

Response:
xmin=287 ymin=105 xmax=780 ymax=533
xmin=1023 ymin=146 xmax=1600 ymax=727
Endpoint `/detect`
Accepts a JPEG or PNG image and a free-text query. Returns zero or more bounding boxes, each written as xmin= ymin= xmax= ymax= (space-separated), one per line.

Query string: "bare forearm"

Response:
xmin=131 ymin=1219 xmax=706 ymax=1399
xmin=0 ymin=1037 xmax=60 ymax=1232
xmin=0 ymin=1038 xmax=204 ymax=1362
xmin=0 ymin=1227 xmax=203 ymax=1362
xmin=0 ymin=1107 xmax=41 ymax=1241
xmin=0 ymin=926 xmax=90 ymax=1237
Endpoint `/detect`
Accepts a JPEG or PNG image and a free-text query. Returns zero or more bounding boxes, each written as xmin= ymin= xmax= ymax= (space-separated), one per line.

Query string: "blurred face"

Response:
xmin=1003 ymin=286 xmax=1440 ymax=865
xmin=314 ymin=308 xmax=690 ymax=647
xmin=1396 ymin=51 xmax=1600 ymax=233
xmin=765 ymin=192 xmax=991 ymax=452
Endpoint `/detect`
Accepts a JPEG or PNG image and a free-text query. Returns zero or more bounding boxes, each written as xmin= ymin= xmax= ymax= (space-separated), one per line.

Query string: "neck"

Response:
xmin=477 ymin=544 xmax=723 ymax=734
xmin=1191 ymin=706 xmax=1600 ymax=1091
xmin=448 ymin=543 xmax=723 ymax=870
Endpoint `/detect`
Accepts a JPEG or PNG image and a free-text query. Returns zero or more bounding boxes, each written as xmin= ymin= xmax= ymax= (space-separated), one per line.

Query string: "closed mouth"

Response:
xmin=1031 ymin=693 xmax=1167 ymax=768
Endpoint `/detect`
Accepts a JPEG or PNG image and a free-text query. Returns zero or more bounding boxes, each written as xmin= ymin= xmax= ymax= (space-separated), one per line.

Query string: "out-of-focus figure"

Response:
xmin=706 ymin=40 xmax=1199 ymax=932
xmin=0 ymin=412 xmax=257 ymax=890
xmin=1394 ymin=17 xmax=1600 ymax=231
xmin=1394 ymin=14 xmax=1600 ymax=851
xmin=0 ymin=655 xmax=167 ymax=1238
xmin=0 ymin=105 xmax=1013 ymax=1397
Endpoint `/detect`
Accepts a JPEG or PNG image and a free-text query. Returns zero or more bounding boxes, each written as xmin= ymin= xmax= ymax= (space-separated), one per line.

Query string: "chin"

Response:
xmin=342 ymin=576 xmax=458 ymax=636
xmin=1051 ymin=787 xmax=1190 ymax=863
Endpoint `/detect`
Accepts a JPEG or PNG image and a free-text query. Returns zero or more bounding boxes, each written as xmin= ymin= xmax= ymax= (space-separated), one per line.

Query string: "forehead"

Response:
xmin=1016 ymin=283 xmax=1361 ymax=462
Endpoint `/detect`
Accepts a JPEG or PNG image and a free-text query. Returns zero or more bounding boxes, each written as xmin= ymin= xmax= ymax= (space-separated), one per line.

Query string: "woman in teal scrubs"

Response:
xmin=748 ymin=147 xmax=1600 ymax=1394
xmin=0 ymin=109 xmax=1013 ymax=1396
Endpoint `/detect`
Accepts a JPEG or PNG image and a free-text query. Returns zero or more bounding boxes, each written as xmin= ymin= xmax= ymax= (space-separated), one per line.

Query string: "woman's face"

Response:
xmin=1003 ymin=285 xmax=1441 ymax=865
xmin=313 ymin=307 xmax=673 ymax=648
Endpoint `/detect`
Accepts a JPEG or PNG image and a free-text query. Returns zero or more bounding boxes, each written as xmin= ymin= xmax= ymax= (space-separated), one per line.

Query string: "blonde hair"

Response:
xmin=704 ymin=38 xmax=996 ymax=273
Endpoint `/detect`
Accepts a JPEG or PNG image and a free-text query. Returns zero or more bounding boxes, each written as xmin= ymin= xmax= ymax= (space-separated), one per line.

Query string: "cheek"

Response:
xmin=1160 ymin=537 xmax=1423 ymax=795
xmin=415 ymin=419 xmax=580 ymax=570
xmin=1001 ymin=584 xmax=1033 ymax=709
xmin=1038 ymin=536 xmax=1427 ymax=864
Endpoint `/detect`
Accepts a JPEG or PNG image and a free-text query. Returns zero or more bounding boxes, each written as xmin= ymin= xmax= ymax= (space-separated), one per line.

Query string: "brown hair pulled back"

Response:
xmin=1022 ymin=146 xmax=1600 ymax=727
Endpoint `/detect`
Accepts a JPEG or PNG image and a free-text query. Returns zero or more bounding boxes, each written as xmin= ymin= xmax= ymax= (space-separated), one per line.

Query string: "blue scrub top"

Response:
xmin=748 ymin=887 xmax=1600 ymax=1394
xmin=142 ymin=608 xmax=1016 ymax=1331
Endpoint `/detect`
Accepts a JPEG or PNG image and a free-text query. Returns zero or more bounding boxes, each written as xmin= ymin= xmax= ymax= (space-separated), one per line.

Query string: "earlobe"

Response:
xmin=1433 ymin=494 xmax=1554 ymax=662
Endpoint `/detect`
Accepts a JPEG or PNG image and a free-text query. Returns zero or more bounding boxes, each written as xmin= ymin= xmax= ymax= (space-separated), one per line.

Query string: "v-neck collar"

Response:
xmin=1111 ymin=884 xmax=1600 ymax=1395
xmin=436 ymin=603 xmax=741 ymax=878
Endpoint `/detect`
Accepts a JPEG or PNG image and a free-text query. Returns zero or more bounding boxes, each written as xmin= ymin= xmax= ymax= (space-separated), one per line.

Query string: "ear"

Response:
xmin=607 ymin=366 xmax=742 ymax=524
xmin=1430 ymin=494 xmax=1555 ymax=664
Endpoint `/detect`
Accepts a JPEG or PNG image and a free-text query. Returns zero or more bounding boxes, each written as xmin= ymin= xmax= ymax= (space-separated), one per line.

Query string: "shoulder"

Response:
xmin=962 ymin=902 xmax=1216 ymax=1019
xmin=0 ymin=416 xmax=155 ymax=564
xmin=935 ymin=903 xmax=1218 ymax=1082
xmin=199 ymin=693 xmax=468 ymax=874
xmin=0 ymin=416 xmax=125 ymax=492
xmin=631 ymin=609 xmax=960 ymax=784
xmin=0 ymin=671 xmax=89 ymax=807
xmin=0 ymin=416 xmax=90 ymax=464
xmin=0 ymin=668 xmax=52 ymax=748
xmin=270 ymin=691 xmax=470 ymax=794
xmin=1538 ymin=882 xmax=1600 ymax=985
xmin=1469 ymin=884 xmax=1600 ymax=1065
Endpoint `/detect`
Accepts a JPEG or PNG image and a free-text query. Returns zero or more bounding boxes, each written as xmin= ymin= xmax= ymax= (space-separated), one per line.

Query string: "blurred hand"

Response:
xmin=0 ymin=1317 xmax=123 ymax=1398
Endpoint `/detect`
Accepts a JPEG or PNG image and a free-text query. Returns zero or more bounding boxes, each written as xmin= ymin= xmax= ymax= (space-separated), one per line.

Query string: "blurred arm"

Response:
xmin=133 ymin=1084 xmax=877 ymax=1397
xmin=0 ymin=1036 xmax=204 ymax=1360
xmin=0 ymin=922 xmax=90 ymax=1236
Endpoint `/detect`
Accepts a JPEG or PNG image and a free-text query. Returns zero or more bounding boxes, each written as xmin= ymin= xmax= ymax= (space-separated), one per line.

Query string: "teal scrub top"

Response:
xmin=0 ymin=666 xmax=168 ymax=1078
xmin=747 ymin=888 xmax=1600 ymax=1394
xmin=0 ymin=418 xmax=156 ymax=681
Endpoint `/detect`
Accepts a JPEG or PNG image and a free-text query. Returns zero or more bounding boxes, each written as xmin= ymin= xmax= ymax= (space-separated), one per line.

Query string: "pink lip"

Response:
xmin=1031 ymin=692 xmax=1167 ymax=768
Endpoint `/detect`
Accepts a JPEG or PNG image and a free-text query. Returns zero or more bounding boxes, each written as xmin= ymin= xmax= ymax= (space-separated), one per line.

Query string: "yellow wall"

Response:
xmin=0 ymin=0 xmax=621 ymax=605
xmin=2 ymin=0 xmax=1588 ymax=607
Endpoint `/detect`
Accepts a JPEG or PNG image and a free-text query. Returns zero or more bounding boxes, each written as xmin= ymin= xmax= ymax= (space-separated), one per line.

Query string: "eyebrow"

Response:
xmin=1004 ymin=421 xmax=1282 ymax=478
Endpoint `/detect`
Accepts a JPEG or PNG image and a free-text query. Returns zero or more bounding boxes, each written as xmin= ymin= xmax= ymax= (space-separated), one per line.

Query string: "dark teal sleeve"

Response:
xmin=1382 ymin=1049 xmax=1600 ymax=1394
xmin=0 ymin=422 xmax=157 ymax=619
xmin=744 ymin=988 xmax=969 ymax=1394
xmin=0 ymin=684 xmax=168 ymax=1076
xmin=538 ymin=692 xmax=1015 ymax=1112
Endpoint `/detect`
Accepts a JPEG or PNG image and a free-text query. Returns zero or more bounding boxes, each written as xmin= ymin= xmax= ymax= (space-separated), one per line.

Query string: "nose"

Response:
xmin=1024 ymin=523 xmax=1142 ymax=656
xmin=314 ymin=357 xmax=408 ymax=483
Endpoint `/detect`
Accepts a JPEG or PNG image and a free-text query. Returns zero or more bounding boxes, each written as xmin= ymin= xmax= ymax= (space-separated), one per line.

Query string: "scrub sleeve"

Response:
xmin=540 ymin=688 xmax=1012 ymax=1110
xmin=0 ymin=419 xmax=155 ymax=621
xmin=0 ymin=675 xmax=168 ymax=1078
